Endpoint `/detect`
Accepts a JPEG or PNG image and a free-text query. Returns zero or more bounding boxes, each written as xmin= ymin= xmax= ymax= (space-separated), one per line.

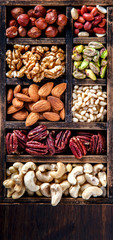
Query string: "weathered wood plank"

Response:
xmin=6 ymin=155 xmax=107 ymax=163
xmin=73 ymin=37 xmax=107 ymax=44
xmin=7 ymin=38 xmax=66 ymax=45
xmin=5 ymin=121 xmax=107 ymax=130
xmin=73 ymin=79 xmax=106 ymax=86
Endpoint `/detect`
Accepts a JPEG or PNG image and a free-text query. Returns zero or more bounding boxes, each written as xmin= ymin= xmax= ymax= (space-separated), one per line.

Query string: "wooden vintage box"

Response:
xmin=0 ymin=0 xmax=113 ymax=205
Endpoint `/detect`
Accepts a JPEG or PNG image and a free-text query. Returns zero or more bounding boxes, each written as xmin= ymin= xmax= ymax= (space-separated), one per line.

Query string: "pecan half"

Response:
xmin=90 ymin=135 xmax=99 ymax=154
xmin=46 ymin=131 xmax=56 ymax=155
xmin=55 ymin=130 xmax=71 ymax=152
xmin=96 ymin=133 xmax=106 ymax=154
xmin=13 ymin=130 xmax=27 ymax=148
xmin=69 ymin=137 xmax=87 ymax=159
xmin=27 ymin=125 xmax=49 ymax=141
xmin=6 ymin=132 xmax=18 ymax=154
xmin=25 ymin=141 xmax=48 ymax=155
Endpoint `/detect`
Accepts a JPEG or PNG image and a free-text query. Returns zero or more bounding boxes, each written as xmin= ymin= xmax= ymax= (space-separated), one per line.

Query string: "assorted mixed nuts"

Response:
xmin=72 ymin=42 xmax=107 ymax=80
xmin=3 ymin=161 xmax=107 ymax=205
xmin=6 ymin=5 xmax=67 ymax=38
xmin=3 ymin=5 xmax=109 ymax=203
xmin=7 ymin=82 xmax=67 ymax=125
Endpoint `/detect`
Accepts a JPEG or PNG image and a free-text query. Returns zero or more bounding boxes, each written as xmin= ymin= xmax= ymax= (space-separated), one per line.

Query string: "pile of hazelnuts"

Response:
xmin=6 ymin=5 xmax=68 ymax=38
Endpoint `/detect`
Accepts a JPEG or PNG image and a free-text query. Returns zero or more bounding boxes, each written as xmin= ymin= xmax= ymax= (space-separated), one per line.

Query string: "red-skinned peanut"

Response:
xmin=84 ymin=21 xmax=92 ymax=31
xmin=81 ymin=5 xmax=88 ymax=15
xmin=74 ymin=22 xmax=83 ymax=29
xmin=78 ymin=16 xmax=85 ymax=23
xmin=98 ymin=18 xmax=106 ymax=27
xmin=74 ymin=28 xmax=79 ymax=35
xmin=83 ymin=13 xmax=94 ymax=21
xmin=93 ymin=27 xmax=106 ymax=34
xmin=90 ymin=7 xmax=98 ymax=16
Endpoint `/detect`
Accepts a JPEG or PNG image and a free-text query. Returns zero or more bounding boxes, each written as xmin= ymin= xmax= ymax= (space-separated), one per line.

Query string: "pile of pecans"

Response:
xmin=72 ymin=42 xmax=107 ymax=80
xmin=71 ymin=5 xmax=107 ymax=37
xmin=7 ymin=82 xmax=67 ymax=126
xmin=72 ymin=85 xmax=107 ymax=122
xmin=6 ymin=5 xmax=67 ymax=39
xmin=6 ymin=125 xmax=106 ymax=158
xmin=6 ymin=45 xmax=65 ymax=81
xmin=3 ymin=161 xmax=107 ymax=205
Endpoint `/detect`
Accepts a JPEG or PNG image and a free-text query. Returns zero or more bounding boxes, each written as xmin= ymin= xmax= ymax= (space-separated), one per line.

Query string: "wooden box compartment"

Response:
xmin=0 ymin=1 xmax=113 ymax=205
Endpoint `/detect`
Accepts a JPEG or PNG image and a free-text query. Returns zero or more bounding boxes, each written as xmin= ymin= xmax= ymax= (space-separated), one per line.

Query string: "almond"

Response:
xmin=7 ymin=89 xmax=13 ymax=104
xmin=28 ymin=84 xmax=39 ymax=102
xmin=12 ymin=98 xmax=24 ymax=108
xmin=25 ymin=112 xmax=39 ymax=126
xmin=12 ymin=110 xmax=28 ymax=120
xmin=60 ymin=108 xmax=65 ymax=120
xmin=38 ymin=82 xmax=54 ymax=97
xmin=47 ymin=96 xmax=64 ymax=111
xmin=43 ymin=112 xmax=60 ymax=121
xmin=22 ymin=88 xmax=29 ymax=96
xmin=7 ymin=105 xmax=22 ymax=114
xmin=24 ymin=102 xmax=34 ymax=112
xmin=51 ymin=83 xmax=67 ymax=98
xmin=14 ymin=85 xmax=21 ymax=94
xmin=32 ymin=100 xmax=51 ymax=112
xmin=14 ymin=93 xmax=32 ymax=102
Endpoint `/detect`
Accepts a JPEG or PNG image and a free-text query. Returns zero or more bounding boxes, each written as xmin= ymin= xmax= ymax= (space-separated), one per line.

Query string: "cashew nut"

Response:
xmin=82 ymin=186 xmax=103 ymax=200
xmin=66 ymin=164 xmax=72 ymax=172
xmin=13 ymin=174 xmax=23 ymax=192
xmin=26 ymin=188 xmax=34 ymax=196
xmin=40 ymin=183 xmax=51 ymax=197
xmin=36 ymin=171 xmax=53 ymax=183
xmin=51 ymin=184 xmax=62 ymax=206
xmin=81 ymin=183 xmax=92 ymax=193
xmin=24 ymin=171 xmax=39 ymax=192
xmin=13 ymin=162 xmax=24 ymax=174
xmin=93 ymin=164 xmax=104 ymax=175
xmin=83 ymin=163 xmax=93 ymax=173
xmin=63 ymin=189 xmax=69 ymax=196
xmin=55 ymin=173 xmax=68 ymax=184
xmin=38 ymin=164 xmax=57 ymax=172
xmin=68 ymin=166 xmax=83 ymax=185
xmin=36 ymin=189 xmax=43 ymax=197
xmin=50 ymin=162 xmax=66 ymax=179
xmin=76 ymin=174 xmax=86 ymax=185
xmin=12 ymin=186 xmax=25 ymax=199
xmin=69 ymin=184 xmax=80 ymax=198
xmin=85 ymin=173 xmax=99 ymax=186
xmin=98 ymin=172 xmax=107 ymax=187
xmin=22 ymin=162 xmax=36 ymax=174
xmin=3 ymin=179 xmax=15 ymax=188
xmin=9 ymin=166 xmax=17 ymax=174
xmin=60 ymin=180 xmax=70 ymax=193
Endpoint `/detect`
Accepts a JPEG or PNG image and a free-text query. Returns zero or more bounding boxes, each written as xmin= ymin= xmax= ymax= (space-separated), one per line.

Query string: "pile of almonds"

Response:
xmin=71 ymin=5 xmax=107 ymax=37
xmin=7 ymin=82 xmax=67 ymax=126
xmin=6 ymin=5 xmax=67 ymax=38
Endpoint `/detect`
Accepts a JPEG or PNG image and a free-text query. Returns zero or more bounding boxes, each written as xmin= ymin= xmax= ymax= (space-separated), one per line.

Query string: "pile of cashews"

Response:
xmin=3 ymin=161 xmax=107 ymax=206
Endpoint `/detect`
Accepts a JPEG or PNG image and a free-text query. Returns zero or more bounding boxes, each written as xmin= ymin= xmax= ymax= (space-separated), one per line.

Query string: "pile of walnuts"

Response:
xmin=6 ymin=44 xmax=65 ymax=82
xmin=6 ymin=5 xmax=68 ymax=38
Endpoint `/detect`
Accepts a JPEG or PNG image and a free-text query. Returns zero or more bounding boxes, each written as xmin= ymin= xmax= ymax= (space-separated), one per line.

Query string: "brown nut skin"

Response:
xmin=34 ymin=5 xmax=46 ymax=18
xmin=7 ymin=89 xmax=13 ymax=104
xmin=11 ymin=7 xmax=24 ymax=19
xmin=27 ymin=9 xmax=35 ymax=17
xmin=17 ymin=14 xmax=29 ymax=27
xmin=18 ymin=26 xmax=27 ymax=37
xmin=45 ymin=9 xmax=57 ymax=24
xmin=57 ymin=14 xmax=67 ymax=26
xmin=6 ymin=26 xmax=18 ymax=38
xmin=45 ymin=26 xmax=58 ymax=38
xmin=35 ymin=17 xmax=47 ymax=30
xmin=58 ymin=25 xmax=65 ymax=33
xmin=27 ymin=27 xmax=42 ymax=38
xmin=29 ymin=17 xmax=36 ymax=27
xmin=9 ymin=19 xmax=18 ymax=27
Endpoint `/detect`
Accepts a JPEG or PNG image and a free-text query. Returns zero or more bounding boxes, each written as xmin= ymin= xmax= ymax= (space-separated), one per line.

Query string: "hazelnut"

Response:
xmin=18 ymin=26 xmax=27 ymax=37
xmin=9 ymin=19 xmax=18 ymax=27
xmin=45 ymin=9 xmax=57 ymax=24
xmin=35 ymin=17 xmax=47 ymax=30
xmin=57 ymin=14 xmax=67 ymax=26
xmin=27 ymin=9 xmax=35 ymax=17
xmin=11 ymin=7 xmax=24 ymax=19
xmin=34 ymin=5 xmax=46 ymax=18
xmin=27 ymin=27 xmax=42 ymax=38
xmin=6 ymin=26 xmax=18 ymax=38
xmin=58 ymin=25 xmax=65 ymax=33
xmin=17 ymin=14 xmax=29 ymax=27
xmin=29 ymin=17 xmax=36 ymax=27
xmin=45 ymin=26 xmax=58 ymax=37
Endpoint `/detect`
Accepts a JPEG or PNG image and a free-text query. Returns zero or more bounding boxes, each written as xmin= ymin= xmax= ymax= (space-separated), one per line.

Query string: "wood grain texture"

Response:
xmin=0 ymin=204 xmax=113 ymax=240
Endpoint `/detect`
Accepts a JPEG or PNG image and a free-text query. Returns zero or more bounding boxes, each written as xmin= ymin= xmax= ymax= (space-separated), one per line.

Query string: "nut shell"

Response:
xmin=45 ymin=26 xmax=58 ymax=38
xmin=11 ymin=7 xmax=24 ymax=19
xmin=45 ymin=9 xmax=57 ymax=24
xmin=18 ymin=26 xmax=27 ymax=37
xmin=35 ymin=18 xmax=47 ymax=30
xmin=34 ymin=5 xmax=46 ymax=18
xmin=57 ymin=14 xmax=67 ymax=26
xmin=17 ymin=14 xmax=29 ymax=27
xmin=27 ymin=27 xmax=42 ymax=38
xmin=6 ymin=26 xmax=18 ymax=38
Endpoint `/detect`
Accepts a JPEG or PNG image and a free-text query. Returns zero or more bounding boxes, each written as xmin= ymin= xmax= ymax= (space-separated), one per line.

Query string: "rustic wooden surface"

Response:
xmin=0 ymin=204 xmax=113 ymax=240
